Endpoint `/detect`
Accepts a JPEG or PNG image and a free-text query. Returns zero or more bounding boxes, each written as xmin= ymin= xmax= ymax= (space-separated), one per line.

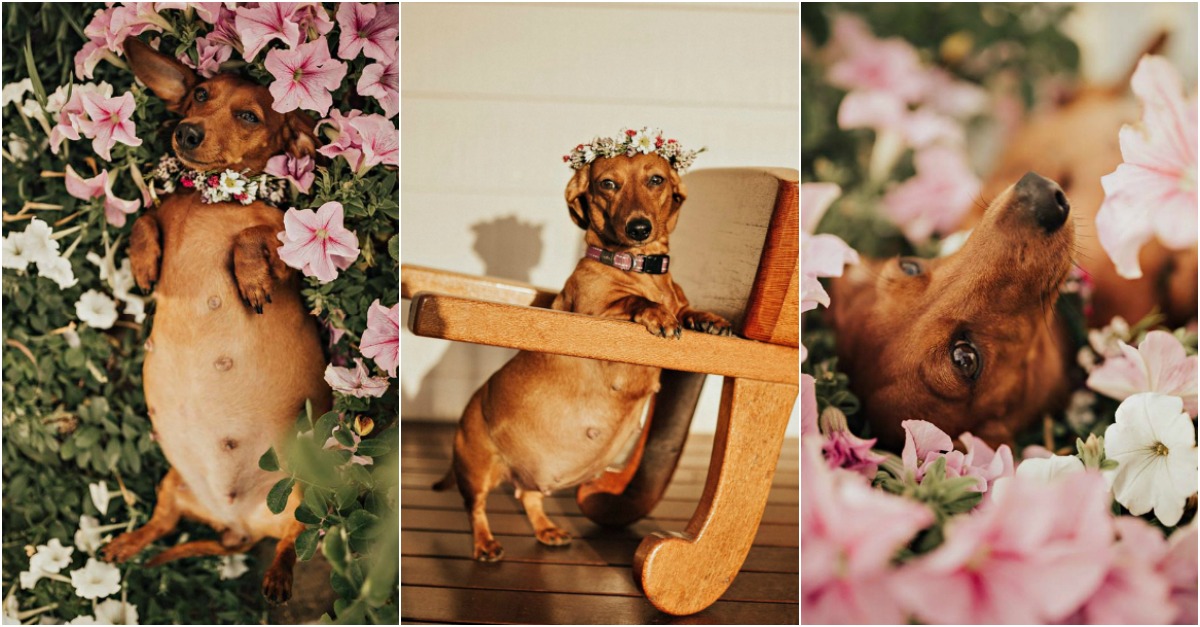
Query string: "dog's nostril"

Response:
xmin=174 ymin=124 xmax=204 ymax=150
xmin=625 ymin=219 xmax=652 ymax=241
xmin=1016 ymin=171 xmax=1070 ymax=233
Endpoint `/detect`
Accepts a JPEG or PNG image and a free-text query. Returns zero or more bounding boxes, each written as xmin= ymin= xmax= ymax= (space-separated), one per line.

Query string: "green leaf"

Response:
xmin=304 ymin=483 xmax=328 ymax=516
xmin=266 ymin=477 xmax=295 ymax=514
xmin=354 ymin=438 xmax=391 ymax=458
xmin=295 ymin=503 xmax=322 ymax=525
xmin=335 ymin=483 xmax=359 ymax=511
xmin=323 ymin=525 xmax=348 ymax=573
xmin=333 ymin=425 xmax=355 ymax=448
xmin=314 ymin=411 xmax=340 ymax=440
xmin=388 ymin=235 xmax=398 ymax=261
xmin=345 ymin=509 xmax=378 ymax=539
xmin=23 ymin=35 xmax=46 ymax=107
xmin=295 ymin=527 xmax=320 ymax=561
xmin=329 ymin=571 xmax=356 ymax=600
xmin=258 ymin=447 xmax=279 ymax=472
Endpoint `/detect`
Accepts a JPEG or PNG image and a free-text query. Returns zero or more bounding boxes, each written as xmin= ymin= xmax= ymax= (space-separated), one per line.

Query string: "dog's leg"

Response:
xmin=129 ymin=212 xmax=162 ymax=293
xmin=101 ymin=467 xmax=184 ymax=563
xmin=144 ymin=539 xmax=252 ymax=566
xmin=519 ymin=490 xmax=572 ymax=546
xmin=232 ymin=224 xmax=291 ymax=314
xmin=679 ymin=309 xmax=733 ymax=336
xmin=614 ymin=295 xmax=682 ymax=339
xmin=455 ymin=391 xmax=506 ymax=561
xmin=261 ymin=518 xmax=304 ymax=604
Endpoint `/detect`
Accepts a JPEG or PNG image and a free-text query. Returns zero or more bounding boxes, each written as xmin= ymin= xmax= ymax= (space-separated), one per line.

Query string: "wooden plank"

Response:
xmin=400 ymin=474 xmax=799 ymax=500
xmin=401 ymin=264 xmax=558 ymax=308
xmin=407 ymin=293 xmax=800 ymax=385
xmin=742 ymin=177 xmax=800 ymax=347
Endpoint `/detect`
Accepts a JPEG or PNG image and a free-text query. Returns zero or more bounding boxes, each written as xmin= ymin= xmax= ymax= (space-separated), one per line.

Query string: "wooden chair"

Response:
xmin=401 ymin=167 xmax=799 ymax=616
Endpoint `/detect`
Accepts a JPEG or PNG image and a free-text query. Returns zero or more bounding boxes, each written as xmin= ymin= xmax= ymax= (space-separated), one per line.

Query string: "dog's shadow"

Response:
xmin=402 ymin=215 xmax=546 ymax=422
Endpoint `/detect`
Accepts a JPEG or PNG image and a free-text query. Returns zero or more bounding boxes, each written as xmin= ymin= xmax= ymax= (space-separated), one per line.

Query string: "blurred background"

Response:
xmin=401 ymin=3 xmax=800 ymax=433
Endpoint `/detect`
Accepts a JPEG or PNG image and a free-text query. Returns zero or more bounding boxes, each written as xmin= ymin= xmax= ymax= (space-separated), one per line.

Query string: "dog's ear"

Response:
xmin=664 ymin=168 xmax=687 ymax=233
xmin=123 ymin=37 xmax=198 ymax=113
xmin=283 ymin=111 xmax=318 ymax=158
xmin=565 ymin=166 xmax=590 ymax=230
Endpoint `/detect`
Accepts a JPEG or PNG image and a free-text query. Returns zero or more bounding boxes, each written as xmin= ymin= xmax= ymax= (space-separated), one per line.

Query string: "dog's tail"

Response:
xmin=432 ymin=466 xmax=456 ymax=492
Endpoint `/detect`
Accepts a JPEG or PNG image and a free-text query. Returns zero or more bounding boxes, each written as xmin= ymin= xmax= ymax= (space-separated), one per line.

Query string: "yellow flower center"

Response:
xmin=316 ymin=228 xmax=329 ymax=240
xmin=1154 ymin=442 xmax=1170 ymax=456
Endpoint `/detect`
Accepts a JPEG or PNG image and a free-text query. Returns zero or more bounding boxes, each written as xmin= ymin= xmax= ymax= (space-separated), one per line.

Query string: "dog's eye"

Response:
xmin=599 ymin=179 xmax=618 ymax=191
xmin=193 ymin=87 xmax=208 ymax=103
xmin=648 ymin=175 xmax=664 ymax=187
xmin=898 ymin=258 xmax=923 ymax=276
xmin=236 ymin=111 xmax=260 ymax=124
xmin=951 ymin=340 xmax=981 ymax=380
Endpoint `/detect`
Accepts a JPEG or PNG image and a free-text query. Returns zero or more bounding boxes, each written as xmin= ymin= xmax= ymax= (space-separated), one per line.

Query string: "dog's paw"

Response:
xmin=261 ymin=566 xmax=293 ymax=605
xmin=474 ymin=538 xmax=505 ymax=562
xmin=634 ymin=306 xmax=682 ymax=339
xmin=682 ymin=310 xmax=733 ymax=336
xmin=101 ymin=532 xmax=146 ymax=564
xmin=233 ymin=259 xmax=274 ymax=315
xmin=535 ymin=527 xmax=572 ymax=547
xmin=129 ymin=246 xmax=161 ymax=294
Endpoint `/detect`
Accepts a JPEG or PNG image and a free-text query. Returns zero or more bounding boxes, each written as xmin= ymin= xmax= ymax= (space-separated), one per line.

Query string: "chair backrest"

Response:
xmin=669 ymin=168 xmax=799 ymax=347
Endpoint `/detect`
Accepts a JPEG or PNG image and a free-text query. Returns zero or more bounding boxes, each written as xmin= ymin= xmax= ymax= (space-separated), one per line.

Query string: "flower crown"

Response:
xmin=564 ymin=127 xmax=705 ymax=173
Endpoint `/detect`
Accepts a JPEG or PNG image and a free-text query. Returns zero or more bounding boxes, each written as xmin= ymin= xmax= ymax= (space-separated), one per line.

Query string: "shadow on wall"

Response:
xmin=402 ymin=216 xmax=546 ymax=419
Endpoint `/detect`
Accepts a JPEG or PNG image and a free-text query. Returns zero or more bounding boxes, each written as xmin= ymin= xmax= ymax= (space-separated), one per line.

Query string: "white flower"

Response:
xmin=19 ymin=567 xmax=49 ymax=589
xmin=109 ymin=259 xmax=135 ymax=299
xmin=20 ymin=218 xmax=60 ymax=267
xmin=217 ymin=554 xmax=249 ymax=580
xmin=89 ymin=482 xmax=111 ymax=515
xmin=629 ymin=128 xmax=656 ymax=154
xmin=93 ymin=599 xmax=138 ymax=625
xmin=66 ymin=616 xmax=99 ymax=625
xmin=121 ymin=297 xmax=147 ymax=324
xmin=19 ymin=98 xmax=48 ymax=128
xmin=3 ymin=596 xmax=19 ymax=624
xmin=76 ymin=291 xmax=119 ymax=330
xmin=2 ymin=232 xmax=31 ymax=270
xmin=69 ymin=558 xmax=121 ymax=599
xmin=2 ymin=78 xmax=32 ymax=107
xmin=30 ymin=538 xmax=74 ymax=574
xmin=218 ymin=170 xmax=245 ymax=196
xmin=8 ymin=133 xmax=30 ymax=162
xmin=74 ymin=515 xmax=104 ymax=554
xmin=38 ymin=255 xmax=78 ymax=289
xmin=1088 ymin=316 xmax=1131 ymax=359
xmin=1104 ymin=392 xmax=1198 ymax=526
xmin=1015 ymin=454 xmax=1085 ymax=482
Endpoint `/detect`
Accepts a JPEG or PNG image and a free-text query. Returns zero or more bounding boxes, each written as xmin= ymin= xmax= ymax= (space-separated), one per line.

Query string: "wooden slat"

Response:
xmin=401 ymin=264 xmax=558 ymax=307
xmin=400 ymin=474 xmax=799 ymax=500
xmin=742 ymin=176 xmax=799 ymax=347
xmin=407 ymin=293 xmax=800 ymax=385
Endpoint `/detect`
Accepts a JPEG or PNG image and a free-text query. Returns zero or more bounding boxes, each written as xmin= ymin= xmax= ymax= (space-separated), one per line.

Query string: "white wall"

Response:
xmin=400 ymin=2 xmax=800 ymax=433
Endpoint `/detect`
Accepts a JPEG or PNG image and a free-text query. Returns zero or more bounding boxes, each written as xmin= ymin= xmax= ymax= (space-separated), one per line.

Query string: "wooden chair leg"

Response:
xmin=633 ymin=376 xmax=796 ymax=616
xmin=577 ymin=370 xmax=706 ymax=526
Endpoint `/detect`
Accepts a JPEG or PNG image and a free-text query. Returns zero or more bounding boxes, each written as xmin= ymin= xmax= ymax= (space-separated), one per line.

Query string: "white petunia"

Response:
xmin=89 ymin=482 xmax=111 ymax=515
xmin=20 ymin=218 xmax=60 ymax=267
xmin=3 ymin=596 xmax=18 ymax=624
xmin=19 ymin=567 xmax=49 ymax=590
xmin=30 ymin=538 xmax=74 ymax=574
xmin=217 ymin=554 xmax=249 ymax=580
xmin=74 ymin=515 xmax=104 ymax=554
xmin=121 ymin=297 xmax=147 ymax=324
xmin=2 ymin=78 xmax=32 ymax=107
xmin=93 ymin=599 xmax=139 ymax=625
xmin=69 ymin=558 xmax=121 ymax=600
xmin=2 ymin=232 xmax=31 ymax=270
xmin=38 ymin=255 xmax=78 ymax=289
xmin=8 ymin=133 xmax=29 ymax=162
xmin=65 ymin=616 xmax=99 ymax=625
xmin=1104 ymin=392 xmax=1198 ymax=526
xmin=1015 ymin=454 xmax=1085 ymax=483
xmin=76 ymin=291 xmax=119 ymax=330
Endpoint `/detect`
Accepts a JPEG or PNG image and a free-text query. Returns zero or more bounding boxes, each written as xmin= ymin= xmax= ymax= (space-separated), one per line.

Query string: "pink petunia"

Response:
xmin=1162 ymin=520 xmax=1198 ymax=624
xmin=235 ymin=2 xmax=303 ymax=61
xmin=336 ymin=2 xmax=398 ymax=62
xmin=264 ymin=38 xmax=348 ymax=116
xmin=75 ymin=92 xmax=142 ymax=162
xmin=800 ymin=183 xmax=859 ymax=313
xmin=900 ymin=419 xmax=1013 ymax=494
xmin=294 ymin=3 xmax=335 ymax=38
xmin=204 ymin=5 xmax=242 ymax=50
xmin=882 ymin=145 xmax=979 ymax=244
xmin=1095 ymin=55 xmax=1198 ymax=279
xmin=179 ymin=35 xmax=233 ymax=78
xmin=894 ymin=472 xmax=1114 ymax=624
xmin=49 ymin=84 xmax=113 ymax=154
xmin=1068 ymin=516 xmax=1175 ymax=624
xmin=264 ymin=153 xmax=316 ymax=194
xmin=360 ymin=299 xmax=398 ymax=378
xmin=801 ymin=439 xmax=933 ymax=624
xmin=357 ymin=58 xmax=398 ymax=118
xmin=75 ymin=5 xmax=163 ymax=79
xmin=324 ymin=358 xmax=390 ymax=398
xmin=826 ymin=22 xmax=926 ymax=103
xmin=1087 ymin=330 xmax=1198 ymax=416
xmin=838 ymin=90 xmax=964 ymax=149
xmin=276 ymin=201 xmax=360 ymax=283
xmin=822 ymin=428 xmax=887 ymax=480
xmin=316 ymin=111 xmax=397 ymax=174
xmin=64 ymin=165 xmax=141 ymax=228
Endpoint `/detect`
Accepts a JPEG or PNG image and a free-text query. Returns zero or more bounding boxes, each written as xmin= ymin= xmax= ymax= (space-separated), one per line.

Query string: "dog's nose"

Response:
xmin=174 ymin=123 xmax=205 ymax=151
xmin=1016 ymin=171 xmax=1070 ymax=233
xmin=625 ymin=218 xmax=652 ymax=241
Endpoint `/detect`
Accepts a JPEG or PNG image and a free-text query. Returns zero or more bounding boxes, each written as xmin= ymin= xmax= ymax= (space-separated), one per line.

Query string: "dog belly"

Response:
xmin=483 ymin=353 xmax=657 ymax=493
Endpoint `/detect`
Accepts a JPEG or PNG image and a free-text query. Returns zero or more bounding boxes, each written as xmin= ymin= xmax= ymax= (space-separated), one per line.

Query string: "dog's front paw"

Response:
xmin=535 ymin=527 xmax=572 ymax=547
xmin=682 ymin=310 xmax=733 ymax=336
xmin=101 ymin=531 xmax=147 ymax=564
xmin=474 ymin=538 xmax=505 ymax=562
xmin=129 ymin=243 xmax=161 ymax=294
xmin=233 ymin=257 xmax=274 ymax=315
xmin=634 ymin=306 xmax=682 ymax=339
xmin=261 ymin=565 xmax=294 ymax=605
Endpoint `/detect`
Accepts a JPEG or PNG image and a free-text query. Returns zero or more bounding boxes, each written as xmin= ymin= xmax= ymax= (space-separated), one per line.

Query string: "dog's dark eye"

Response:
xmin=648 ymin=175 xmax=664 ymax=187
xmin=951 ymin=339 xmax=981 ymax=380
xmin=193 ymin=87 xmax=208 ymax=103
xmin=898 ymin=258 xmax=923 ymax=276
xmin=599 ymin=179 xmax=618 ymax=191
xmin=236 ymin=111 xmax=260 ymax=124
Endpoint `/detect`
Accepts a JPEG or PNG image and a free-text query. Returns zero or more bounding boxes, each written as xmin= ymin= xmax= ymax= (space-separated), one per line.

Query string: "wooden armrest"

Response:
xmin=407 ymin=292 xmax=798 ymax=385
xmin=400 ymin=264 xmax=559 ymax=308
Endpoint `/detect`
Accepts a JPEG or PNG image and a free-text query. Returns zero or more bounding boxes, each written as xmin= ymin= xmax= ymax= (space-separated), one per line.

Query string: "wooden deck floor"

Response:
xmin=401 ymin=421 xmax=798 ymax=624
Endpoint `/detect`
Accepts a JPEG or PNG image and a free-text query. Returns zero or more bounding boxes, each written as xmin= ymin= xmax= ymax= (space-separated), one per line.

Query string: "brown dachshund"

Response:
xmin=435 ymin=151 xmax=731 ymax=560
xmin=99 ymin=38 xmax=331 ymax=603
xmin=828 ymin=172 xmax=1075 ymax=449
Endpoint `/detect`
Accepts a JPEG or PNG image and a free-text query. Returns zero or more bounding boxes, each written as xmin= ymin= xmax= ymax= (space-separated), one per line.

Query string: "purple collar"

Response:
xmin=585 ymin=245 xmax=670 ymax=274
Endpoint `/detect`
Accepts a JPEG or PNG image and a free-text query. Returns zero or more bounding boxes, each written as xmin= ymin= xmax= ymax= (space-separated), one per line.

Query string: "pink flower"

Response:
xmin=1068 ymin=517 xmax=1175 ymax=624
xmin=802 ymin=439 xmax=933 ymax=624
xmin=205 ymin=5 xmax=242 ymax=50
xmin=894 ymin=472 xmax=1114 ymax=624
xmin=75 ymin=5 xmax=163 ymax=79
xmin=76 ymin=92 xmax=142 ymax=161
xmin=235 ymin=3 xmax=303 ymax=61
xmin=276 ymin=201 xmax=360 ymax=283
xmin=265 ymin=38 xmax=348 ymax=116
xmin=336 ymin=2 xmax=398 ymax=62
xmin=189 ymin=3 xmax=228 ymax=24
xmin=324 ymin=358 xmax=390 ymax=398
xmin=179 ymin=35 xmax=233 ymax=78
xmin=1095 ymin=55 xmax=1198 ymax=279
xmin=800 ymin=183 xmax=858 ymax=313
xmin=64 ymin=165 xmax=141 ymax=228
xmin=360 ymin=299 xmax=398 ymax=378
xmin=900 ymin=420 xmax=1014 ymax=494
xmin=264 ymin=153 xmax=316 ymax=194
xmin=882 ymin=146 xmax=979 ymax=244
xmin=358 ymin=58 xmax=398 ymax=118
xmin=49 ymin=84 xmax=114 ymax=154
xmin=1088 ymin=330 xmax=1198 ymax=416
xmin=822 ymin=428 xmax=886 ymax=479
xmin=316 ymin=111 xmax=398 ymax=174
xmin=838 ymin=91 xmax=964 ymax=149
xmin=826 ymin=24 xmax=926 ymax=103
xmin=1163 ymin=520 xmax=1198 ymax=624
xmin=800 ymin=374 xmax=818 ymax=436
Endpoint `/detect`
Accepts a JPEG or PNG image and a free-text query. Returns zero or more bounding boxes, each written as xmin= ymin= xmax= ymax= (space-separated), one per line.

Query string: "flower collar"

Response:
xmin=151 ymin=155 xmax=288 ymax=206
xmin=585 ymin=245 xmax=669 ymax=275
xmin=564 ymin=127 xmax=704 ymax=173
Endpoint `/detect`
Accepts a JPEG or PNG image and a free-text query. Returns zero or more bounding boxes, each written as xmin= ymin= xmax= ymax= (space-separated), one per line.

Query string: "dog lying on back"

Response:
xmin=435 ymin=139 xmax=731 ymax=561
xmin=99 ymin=37 xmax=331 ymax=603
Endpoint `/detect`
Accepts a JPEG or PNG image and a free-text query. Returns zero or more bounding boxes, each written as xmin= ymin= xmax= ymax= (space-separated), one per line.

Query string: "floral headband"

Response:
xmin=563 ymin=127 xmax=705 ymax=173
